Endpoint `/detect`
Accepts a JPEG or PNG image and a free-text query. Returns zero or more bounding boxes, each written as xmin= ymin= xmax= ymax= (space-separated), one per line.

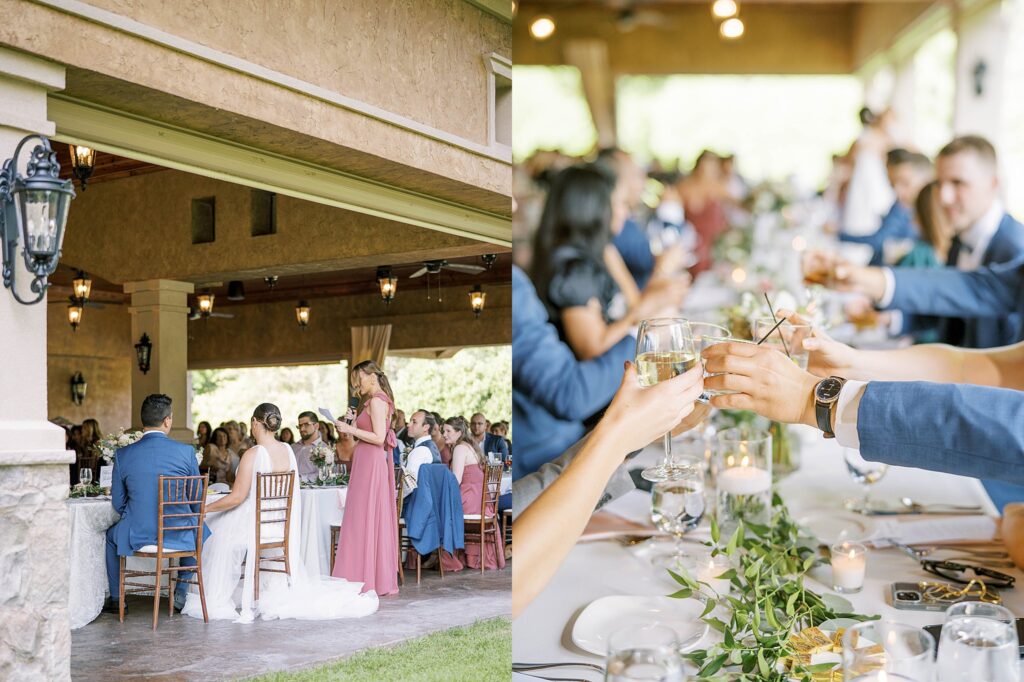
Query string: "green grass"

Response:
xmin=248 ymin=617 xmax=511 ymax=682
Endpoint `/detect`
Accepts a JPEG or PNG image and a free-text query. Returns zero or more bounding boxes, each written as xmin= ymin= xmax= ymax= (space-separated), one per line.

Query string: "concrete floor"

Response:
xmin=70 ymin=565 xmax=511 ymax=681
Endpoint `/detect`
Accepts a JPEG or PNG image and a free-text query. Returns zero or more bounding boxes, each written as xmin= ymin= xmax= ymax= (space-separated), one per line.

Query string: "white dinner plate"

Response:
xmin=571 ymin=595 xmax=709 ymax=657
xmin=796 ymin=509 xmax=874 ymax=545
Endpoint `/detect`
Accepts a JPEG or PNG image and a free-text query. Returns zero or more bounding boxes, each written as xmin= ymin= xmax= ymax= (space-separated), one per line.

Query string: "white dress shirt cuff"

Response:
xmin=833 ymin=380 xmax=868 ymax=449
xmin=877 ymin=267 xmax=896 ymax=308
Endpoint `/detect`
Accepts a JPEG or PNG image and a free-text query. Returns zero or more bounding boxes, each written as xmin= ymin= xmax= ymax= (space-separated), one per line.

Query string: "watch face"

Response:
xmin=816 ymin=377 xmax=843 ymax=401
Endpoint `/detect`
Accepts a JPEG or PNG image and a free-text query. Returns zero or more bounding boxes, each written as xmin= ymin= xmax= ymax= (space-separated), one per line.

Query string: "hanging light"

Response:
xmin=481 ymin=253 xmax=497 ymax=270
xmin=0 ymin=135 xmax=76 ymax=305
xmin=264 ymin=275 xmax=279 ymax=289
xmin=135 ymin=333 xmax=153 ymax=374
xmin=469 ymin=284 xmax=487 ymax=318
xmin=295 ymin=300 xmax=311 ymax=329
xmin=196 ymin=293 xmax=215 ymax=317
xmin=530 ymin=15 xmax=556 ymax=40
xmin=67 ymin=302 xmax=83 ymax=331
xmin=68 ymin=145 xmax=97 ymax=191
xmin=712 ymin=0 xmax=738 ymax=19
xmin=70 ymin=372 xmax=87 ymax=406
xmin=72 ymin=269 xmax=92 ymax=302
xmin=377 ymin=266 xmax=397 ymax=304
xmin=720 ymin=17 xmax=744 ymax=39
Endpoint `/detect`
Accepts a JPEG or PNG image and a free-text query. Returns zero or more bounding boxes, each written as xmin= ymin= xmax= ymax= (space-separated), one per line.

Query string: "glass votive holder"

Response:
xmin=695 ymin=553 xmax=733 ymax=597
xmin=714 ymin=427 xmax=772 ymax=537
xmin=830 ymin=541 xmax=867 ymax=594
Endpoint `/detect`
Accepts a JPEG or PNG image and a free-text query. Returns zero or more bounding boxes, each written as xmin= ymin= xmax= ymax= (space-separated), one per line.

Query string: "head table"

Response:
xmin=512 ymin=425 xmax=1024 ymax=679
xmin=67 ymin=485 xmax=347 ymax=630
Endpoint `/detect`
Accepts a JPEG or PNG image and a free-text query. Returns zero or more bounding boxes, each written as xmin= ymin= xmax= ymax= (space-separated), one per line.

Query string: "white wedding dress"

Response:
xmin=182 ymin=445 xmax=378 ymax=623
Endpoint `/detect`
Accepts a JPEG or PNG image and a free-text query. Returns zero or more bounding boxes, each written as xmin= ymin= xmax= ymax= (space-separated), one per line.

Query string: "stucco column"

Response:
xmin=952 ymin=0 xmax=1009 ymax=146
xmin=124 ymin=280 xmax=195 ymax=443
xmin=0 ymin=48 xmax=72 ymax=681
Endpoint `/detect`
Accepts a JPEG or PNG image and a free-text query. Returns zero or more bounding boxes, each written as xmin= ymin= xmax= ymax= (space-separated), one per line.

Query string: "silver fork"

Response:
xmin=890 ymin=540 xmax=1008 ymax=560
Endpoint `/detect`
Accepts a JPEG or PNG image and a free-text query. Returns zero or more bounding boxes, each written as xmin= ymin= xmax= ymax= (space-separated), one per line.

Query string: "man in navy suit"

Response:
xmin=470 ymin=412 xmax=509 ymax=465
xmin=103 ymin=394 xmax=210 ymax=613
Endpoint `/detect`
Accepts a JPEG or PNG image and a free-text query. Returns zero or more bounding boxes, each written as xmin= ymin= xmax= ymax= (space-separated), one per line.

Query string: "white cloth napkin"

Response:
xmin=867 ymin=516 xmax=998 ymax=547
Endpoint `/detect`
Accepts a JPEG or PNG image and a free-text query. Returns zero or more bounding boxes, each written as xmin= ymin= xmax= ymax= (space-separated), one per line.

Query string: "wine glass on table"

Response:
xmin=650 ymin=458 xmax=705 ymax=571
xmin=635 ymin=317 xmax=700 ymax=482
xmin=842 ymin=448 xmax=888 ymax=513
xmin=79 ymin=467 xmax=93 ymax=487
xmin=937 ymin=602 xmax=1019 ymax=682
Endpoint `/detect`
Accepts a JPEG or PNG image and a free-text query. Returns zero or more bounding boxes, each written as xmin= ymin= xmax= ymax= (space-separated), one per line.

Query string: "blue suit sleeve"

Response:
xmin=111 ymin=453 xmax=127 ymax=514
xmin=857 ymin=381 xmax=1024 ymax=485
xmin=886 ymin=258 xmax=1024 ymax=318
xmin=182 ymin=443 xmax=202 ymax=513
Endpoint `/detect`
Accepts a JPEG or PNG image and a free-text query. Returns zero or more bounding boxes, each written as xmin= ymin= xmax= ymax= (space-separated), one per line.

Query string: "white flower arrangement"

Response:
xmin=310 ymin=443 xmax=335 ymax=468
xmin=195 ymin=446 xmax=204 ymax=466
xmin=94 ymin=428 xmax=143 ymax=464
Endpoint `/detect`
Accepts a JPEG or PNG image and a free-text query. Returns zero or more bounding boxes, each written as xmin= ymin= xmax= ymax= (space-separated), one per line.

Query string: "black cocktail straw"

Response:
xmin=763 ymin=292 xmax=792 ymax=358
xmin=755 ymin=315 xmax=787 ymax=347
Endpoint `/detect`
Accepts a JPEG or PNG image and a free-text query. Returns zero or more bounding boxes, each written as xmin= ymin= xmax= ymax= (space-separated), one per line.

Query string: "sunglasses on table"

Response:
xmin=920 ymin=559 xmax=1016 ymax=590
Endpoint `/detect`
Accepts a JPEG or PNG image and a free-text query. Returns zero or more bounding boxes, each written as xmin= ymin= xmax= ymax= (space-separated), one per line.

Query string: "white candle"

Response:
xmin=831 ymin=541 xmax=867 ymax=593
xmin=717 ymin=457 xmax=771 ymax=495
xmin=848 ymin=672 xmax=915 ymax=682
xmin=696 ymin=556 xmax=732 ymax=596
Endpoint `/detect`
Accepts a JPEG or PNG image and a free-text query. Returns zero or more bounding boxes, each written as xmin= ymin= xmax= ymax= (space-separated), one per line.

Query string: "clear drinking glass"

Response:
xmin=688 ymin=321 xmax=731 ymax=399
xmin=753 ymin=317 xmax=812 ymax=370
xmin=79 ymin=467 xmax=93 ymax=486
xmin=650 ymin=459 xmax=705 ymax=571
xmin=843 ymin=448 xmax=888 ymax=513
xmin=636 ymin=318 xmax=700 ymax=482
xmin=842 ymin=620 xmax=936 ymax=680
xmin=937 ymin=601 xmax=1019 ymax=682
xmin=605 ymin=624 xmax=685 ymax=682
xmin=714 ymin=427 xmax=772 ymax=537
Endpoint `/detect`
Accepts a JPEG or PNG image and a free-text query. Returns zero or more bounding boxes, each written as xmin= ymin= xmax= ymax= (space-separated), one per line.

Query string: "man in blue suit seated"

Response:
xmin=102 ymin=394 xmax=210 ymax=614
xmin=840 ymin=148 xmax=932 ymax=266
xmin=512 ymin=265 xmax=633 ymax=478
xmin=470 ymin=412 xmax=509 ymax=465
xmin=816 ymin=135 xmax=1024 ymax=349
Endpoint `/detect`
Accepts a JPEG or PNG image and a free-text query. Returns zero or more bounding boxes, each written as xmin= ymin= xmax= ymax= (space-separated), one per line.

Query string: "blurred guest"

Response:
xmin=319 ymin=420 xmax=337 ymax=446
xmin=224 ymin=420 xmax=245 ymax=473
xmin=393 ymin=409 xmax=409 ymax=445
xmin=204 ymin=427 xmax=233 ymax=484
xmin=195 ymin=421 xmax=212 ymax=448
xmin=597 ymin=147 xmax=656 ymax=290
xmin=440 ymin=416 xmax=505 ymax=572
xmin=531 ymin=164 xmax=683 ymax=360
xmin=278 ymin=427 xmax=295 ymax=445
xmin=335 ymin=431 xmax=356 ymax=466
xmin=81 ymin=418 xmax=101 ymax=453
xmin=841 ymin=107 xmax=897 ymax=237
xmin=721 ymin=154 xmax=749 ymax=202
xmin=677 ymin=150 xmax=729 ymax=274
xmin=291 ymin=411 xmax=323 ymax=482
xmin=470 ymin=412 xmax=508 ymax=464
xmin=429 ymin=410 xmax=450 ymax=466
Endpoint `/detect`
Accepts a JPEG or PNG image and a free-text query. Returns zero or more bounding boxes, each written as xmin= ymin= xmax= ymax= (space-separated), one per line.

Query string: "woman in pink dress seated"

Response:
xmin=331 ymin=360 xmax=400 ymax=596
xmin=440 ymin=416 xmax=505 ymax=571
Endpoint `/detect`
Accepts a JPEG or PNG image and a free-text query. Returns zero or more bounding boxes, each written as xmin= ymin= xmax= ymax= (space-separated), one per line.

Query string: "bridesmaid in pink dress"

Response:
xmin=332 ymin=360 xmax=399 ymax=596
xmin=440 ymin=416 xmax=506 ymax=572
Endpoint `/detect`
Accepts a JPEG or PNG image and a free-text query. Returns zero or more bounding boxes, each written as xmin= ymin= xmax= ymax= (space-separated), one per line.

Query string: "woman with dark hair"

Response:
xmin=532 ymin=163 xmax=677 ymax=361
xmin=205 ymin=427 xmax=233 ymax=484
xmin=429 ymin=410 xmax=449 ymax=466
xmin=439 ymin=415 xmax=505 ymax=572
xmin=81 ymin=418 xmax=101 ymax=452
xmin=318 ymin=420 xmax=337 ymax=446
xmin=278 ymin=427 xmax=295 ymax=445
xmin=331 ymin=360 xmax=400 ymax=596
xmin=677 ymin=150 xmax=729 ymax=275
xmin=196 ymin=421 xmax=212 ymax=448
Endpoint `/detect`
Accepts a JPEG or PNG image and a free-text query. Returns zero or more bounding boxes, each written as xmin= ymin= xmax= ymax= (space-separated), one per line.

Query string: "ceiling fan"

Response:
xmin=408 ymin=259 xmax=485 ymax=278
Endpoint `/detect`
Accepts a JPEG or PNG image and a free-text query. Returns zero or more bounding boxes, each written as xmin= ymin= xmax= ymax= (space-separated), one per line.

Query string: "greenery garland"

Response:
xmin=669 ymin=492 xmax=877 ymax=681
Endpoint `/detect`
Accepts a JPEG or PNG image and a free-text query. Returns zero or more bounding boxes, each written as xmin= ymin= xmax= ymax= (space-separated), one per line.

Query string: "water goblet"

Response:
xmin=843 ymin=448 xmax=888 ymax=513
xmin=605 ymin=624 xmax=685 ymax=682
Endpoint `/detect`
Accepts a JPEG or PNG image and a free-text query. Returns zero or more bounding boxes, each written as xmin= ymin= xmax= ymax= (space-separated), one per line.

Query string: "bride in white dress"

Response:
xmin=182 ymin=403 xmax=378 ymax=623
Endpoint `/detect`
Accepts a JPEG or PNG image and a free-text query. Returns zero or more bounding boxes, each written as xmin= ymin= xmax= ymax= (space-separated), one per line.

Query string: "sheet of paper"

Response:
xmin=317 ymin=407 xmax=336 ymax=424
xmin=99 ymin=465 xmax=112 ymax=488
xmin=868 ymin=515 xmax=998 ymax=547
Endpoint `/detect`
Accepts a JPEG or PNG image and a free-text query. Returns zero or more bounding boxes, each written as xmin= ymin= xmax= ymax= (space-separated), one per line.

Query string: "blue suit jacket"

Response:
xmin=111 ymin=431 xmax=211 ymax=555
xmin=612 ymin=218 xmax=655 ymax=290
xmin=886 ymin=214 xmax=1024 ymax=348
xmin=512 ymin=266 xmax=633 ymax=479
xmin=402 ymin=464 xmax=464 ymax=556
xmin=840 ymin=201 xmax=917 ymax=266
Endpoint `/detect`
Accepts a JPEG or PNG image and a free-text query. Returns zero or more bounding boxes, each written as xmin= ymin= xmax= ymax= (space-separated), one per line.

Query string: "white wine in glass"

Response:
xmin=635 ymin=318 xmax=698 ymax=482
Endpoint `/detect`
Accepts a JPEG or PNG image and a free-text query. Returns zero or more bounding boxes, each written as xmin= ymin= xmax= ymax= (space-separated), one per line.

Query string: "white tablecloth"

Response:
xmin=68 ymin=486 xmax=347 ymax=630
xmin=512 ymin=426 xmax=1024 ymax=679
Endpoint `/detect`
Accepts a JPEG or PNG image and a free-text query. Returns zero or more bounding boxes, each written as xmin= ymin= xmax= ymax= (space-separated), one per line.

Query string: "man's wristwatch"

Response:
xmin=813 ymin=376 xmax=846 ymax=439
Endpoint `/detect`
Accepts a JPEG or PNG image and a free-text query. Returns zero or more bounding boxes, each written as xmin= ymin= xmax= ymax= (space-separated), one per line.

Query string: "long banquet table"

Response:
xmin=512 ymin=425 xmax=1024 ymax=679
xmin=68 ymin=485 xmax=347 ymax=630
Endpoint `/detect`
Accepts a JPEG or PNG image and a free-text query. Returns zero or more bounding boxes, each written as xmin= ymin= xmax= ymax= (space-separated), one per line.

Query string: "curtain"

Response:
xmin=350 ymin=324 xmax=392 ymax=368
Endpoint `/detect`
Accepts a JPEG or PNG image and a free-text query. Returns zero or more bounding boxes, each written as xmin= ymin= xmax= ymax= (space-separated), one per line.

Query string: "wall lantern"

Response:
xmin=196 ymin=293 xmax=215 ymax=317
xmin=68 ymin=145 xmax=96 ymax=191
xmin=0 ymin=135 xmax=76 ymax=305
xmin=295 ymin=300 xmax=311 ymax=329
xmin=135 ymin=333 xmax=153 ymax=374
xmin=469 ymin=284 xmax=487 ymax=318
xmin=70 ymin=372 xmax=87 ymax=406
xmin=377 ymin=266 xmax=397 ymax=304
xmin=67 ymin=302 xmax=83 ymax=331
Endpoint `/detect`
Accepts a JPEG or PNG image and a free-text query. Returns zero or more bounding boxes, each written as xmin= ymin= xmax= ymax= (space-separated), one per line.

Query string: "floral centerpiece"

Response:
xmin=93 ymin=428 xmax=143 ymax=464
xmin=309 ymin=442 xmax=334 ymax=469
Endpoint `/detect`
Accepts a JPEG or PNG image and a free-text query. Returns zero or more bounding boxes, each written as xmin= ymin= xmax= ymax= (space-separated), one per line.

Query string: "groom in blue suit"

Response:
xmin=103 ymin=394 xmax=210 ymax=613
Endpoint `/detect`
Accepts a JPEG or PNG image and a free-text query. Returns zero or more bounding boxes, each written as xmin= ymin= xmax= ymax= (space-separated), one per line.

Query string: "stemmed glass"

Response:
xmin=636 ymin=318 xmax=700 ymax=482
xmin=649 ymin=458 xmax=705 ymax=571
xmin=841 ymin=620 xmax=935 ymax=680
xmin=843 ymin=448 xmax=888 ymax=513
xmin=937 ymin=602 xmax=1019 ymax=682
xmin=606 ymin=624 xmax=685 ymax=681
xmin=79 ymin=467 xmax=93 ymax=487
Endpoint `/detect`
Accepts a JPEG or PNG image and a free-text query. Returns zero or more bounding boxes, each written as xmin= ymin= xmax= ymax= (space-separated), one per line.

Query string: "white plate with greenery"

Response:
xmin=572 ymin=595 xmax=709 ymax=657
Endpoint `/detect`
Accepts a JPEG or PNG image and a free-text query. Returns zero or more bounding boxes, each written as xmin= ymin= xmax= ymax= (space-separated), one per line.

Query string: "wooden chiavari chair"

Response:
xmin=252 ymin=471 xmax=295 ymax=602
xmin=119 ymin=474 xmax=209 ymax=629
xmin=395 ymin=464 xmax=405 ymax=586
xmin=464 ymin=464 xmax=504 ymax=574
xmin=503 ymin=509 xmax=512 ymax=554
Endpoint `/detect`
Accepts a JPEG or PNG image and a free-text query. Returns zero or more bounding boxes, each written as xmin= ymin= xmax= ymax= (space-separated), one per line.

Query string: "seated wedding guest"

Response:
xmin=81 ymin=417 xmax=101 ymax=455
xmin=103 ymin=394 xmax=209 ymax=614
xmin=224 ymin=420 xmax=246 ymax=473
xmin=429 ymin=411 xmax=450 ymax=466
xmin=393 ymin=408 xmax=409 ymax=445
xmin=531 ymin=164 xmax=685 ymax=361
xmin=701 ymin=332 xmax=1024 ymax=509
xmin=401 ymin=410 xmax=441 ymax=496
xmin=335 ymin=431 xmax=356 ymax=465
xmin=513 ymin=265 xmax=633 ymax=478
xmin=68 ymin=424 xmax=88 ymax=482
xmin=204 ymin=427 xmax=233 ymax=484
xmin=291 ymin=411 xmax=323 ymax=482
xmin=839 ymin=148 xmax=933 ymax=266
xmin=470 ymin=412 xmax=509 ymax=464
xmin=195 ymin=420 xmax=212 ymax=448
xmin=806 ymin=136 xmax=1024 ymax=348
xmin=318 ymin=420 xmax=337 ymax=446
xmin=278 ymin=427 xmax=295 ymax=445
xmin=721 ymin=154 xmax=750 ymax=202
xmin=440 ymin=416 xmax=505 ymax=572
xmin=677 ymin=150 xmax=729 ymax=275
xmin=597 ymin=147 xmax=656 ymax=290
xmin=514 ymin=361 xmax=705 ymax=617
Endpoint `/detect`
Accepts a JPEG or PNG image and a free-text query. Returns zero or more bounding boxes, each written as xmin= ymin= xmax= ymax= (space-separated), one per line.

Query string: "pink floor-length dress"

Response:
xmin=441 ymin=462 xmax=506 ymax=572
xmin=332 ymin=392 xmax=399 ymax=596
